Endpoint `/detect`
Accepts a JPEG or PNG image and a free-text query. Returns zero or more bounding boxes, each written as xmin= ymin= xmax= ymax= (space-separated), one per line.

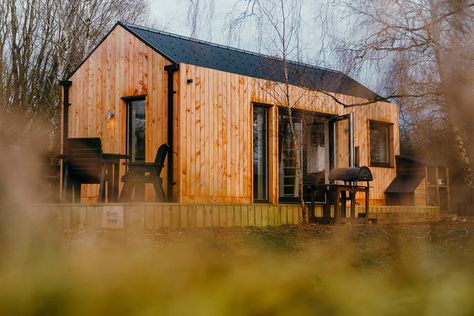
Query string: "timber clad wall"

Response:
xmin=179 ymin=65 xmax=253 ymax=204
xmin=343 ymin=102 xmax=400 ymax=204
xmin=178 ymin=62 xmax=398 ymax=204
xmin=66 ymin=24 xmax=399 ymax=205
xmin=67 ymin=26 xmax=178 ymax=200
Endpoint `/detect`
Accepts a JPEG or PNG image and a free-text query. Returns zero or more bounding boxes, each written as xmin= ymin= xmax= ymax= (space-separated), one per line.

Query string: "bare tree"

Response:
xmin=320 ymin=0 xmax=474 ymax=197
xmin=0 ymin=0 xmax=149 ymax=148
xmin=187 ymin=0 xmax=216 ymax=39
xmin=217 ymin=0 xmax=311 ymax=220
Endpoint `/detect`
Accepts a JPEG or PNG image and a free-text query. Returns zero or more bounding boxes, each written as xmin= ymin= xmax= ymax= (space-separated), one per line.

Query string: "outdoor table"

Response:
xmin=324 ymin=184 xmax=369 ymax=223
xmin=102 ymin=153 xmax=129 ymax=202
xmin=307 ymin=184 xmax=369 ymax=224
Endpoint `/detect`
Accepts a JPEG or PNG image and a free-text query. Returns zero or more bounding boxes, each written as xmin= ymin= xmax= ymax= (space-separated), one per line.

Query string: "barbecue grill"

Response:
xmin=329 ymin=166 xmax=373 ymax=183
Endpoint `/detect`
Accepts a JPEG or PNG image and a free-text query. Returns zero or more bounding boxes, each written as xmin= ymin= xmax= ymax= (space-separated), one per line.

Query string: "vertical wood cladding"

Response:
xmin=67 ymin=26 xmax=177 ymax=200
xmin=179 ymin=63 xmax=399 ymax=204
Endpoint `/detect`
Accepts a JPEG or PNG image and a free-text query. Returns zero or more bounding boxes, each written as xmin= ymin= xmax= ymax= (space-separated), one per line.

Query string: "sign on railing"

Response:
xmin=101 ymin=206 xmax=124 ymax=229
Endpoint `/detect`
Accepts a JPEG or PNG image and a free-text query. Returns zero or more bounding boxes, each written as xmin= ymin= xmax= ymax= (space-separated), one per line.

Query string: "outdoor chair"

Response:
xmin=120 ymin=143 xmax=169 ymax=202
xmin=62 ymin=138 xmax=126 ymax=203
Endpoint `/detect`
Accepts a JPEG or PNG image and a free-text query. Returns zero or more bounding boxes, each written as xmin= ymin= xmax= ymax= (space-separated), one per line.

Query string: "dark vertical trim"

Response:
xmin=59 ymin=80 xmax=72 ymax=203
xmin=59 ymin=80 xmax=72 ymax=154
xmin=348 ymin=112 xmax=354 ymax=167
xmin=165 ymin=63 xmax=179 ymax=202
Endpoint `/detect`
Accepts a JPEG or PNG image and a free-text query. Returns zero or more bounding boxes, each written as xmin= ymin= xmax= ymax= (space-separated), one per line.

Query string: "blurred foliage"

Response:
xmin=1 ymin=221 xmax=474 ymax=316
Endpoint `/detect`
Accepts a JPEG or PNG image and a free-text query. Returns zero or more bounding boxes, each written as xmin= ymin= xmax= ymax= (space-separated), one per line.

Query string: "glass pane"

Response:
xmin=279 ymin=110 xmax=330 ymax=202
xmin=370 ymin=123 xmax=389 ymax=164
xmin=304 ymin=118 xmax=326 ymax=176
xmin=303 ymin=115 xmax=328 ymax=203
xmin=253 ymin=106 xmax=268 ymax=201
xmin=278 ymin=109 xmax=302 ymax=199
xmin=128 ymin=100 xmax=146 ymax=162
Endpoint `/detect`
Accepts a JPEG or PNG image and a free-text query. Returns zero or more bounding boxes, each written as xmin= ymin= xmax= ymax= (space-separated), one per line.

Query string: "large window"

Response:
xmin=253 ymin=105 xmax=268 ymax=202
xmin=278 ymin=108 xmax=329 ymax=203
xmin=369 ymin=120 xmax=393 ymax=167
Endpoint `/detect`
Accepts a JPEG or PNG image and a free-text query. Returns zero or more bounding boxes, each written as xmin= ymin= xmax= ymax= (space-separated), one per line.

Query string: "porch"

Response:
xmin=37 ymin=203 xmax=440 ymax=232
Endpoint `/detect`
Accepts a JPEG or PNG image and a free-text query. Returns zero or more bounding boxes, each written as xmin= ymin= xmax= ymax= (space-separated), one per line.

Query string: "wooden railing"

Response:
xmin=36 ymin=203 xmax=440 ymax=232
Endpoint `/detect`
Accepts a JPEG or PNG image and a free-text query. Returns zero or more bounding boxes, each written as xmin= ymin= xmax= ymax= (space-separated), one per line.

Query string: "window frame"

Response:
xmin=368 ymin=120 xmax=394 ymax=168
xmin=252 ymin=103 xmax=271 ymax=203
xmin=124 ymin=96 xmax=147 ymax=163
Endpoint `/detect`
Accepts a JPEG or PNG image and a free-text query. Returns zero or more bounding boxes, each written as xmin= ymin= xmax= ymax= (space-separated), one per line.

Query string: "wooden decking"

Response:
xmin=37 ymin=203 xmax=440 ymax=232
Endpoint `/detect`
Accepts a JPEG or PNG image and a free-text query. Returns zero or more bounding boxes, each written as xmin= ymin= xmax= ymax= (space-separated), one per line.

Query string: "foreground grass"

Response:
xmin=1 ymin=220 xmax=474 ymax=315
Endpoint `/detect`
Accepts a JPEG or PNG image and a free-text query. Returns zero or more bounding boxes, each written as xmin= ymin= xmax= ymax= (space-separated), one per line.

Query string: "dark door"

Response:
xmin=127 ymin=99 xmax=146 ymax=162
xmin=126 ymin=99 xmax=146 ymax=199
xmin=329 ymin=113 xmax=354 ymax=170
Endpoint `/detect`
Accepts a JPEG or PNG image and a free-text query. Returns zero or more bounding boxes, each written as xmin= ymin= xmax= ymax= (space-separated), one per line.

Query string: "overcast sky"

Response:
xmin=149 ymin=0 xmax=190 ymax=35
xmin=148 ymin=0 xmax=323 ymax=58
xmin=148 ymin=0 xmax=378 ymax=91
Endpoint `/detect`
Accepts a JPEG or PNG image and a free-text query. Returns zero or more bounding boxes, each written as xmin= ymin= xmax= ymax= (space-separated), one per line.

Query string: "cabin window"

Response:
xmin=126 ymin=98 xmax=146 ymax=162
xmin=369 ymin=120 xmax=393 ymax=167
xmin=253 ymin=105 xmax=269 ymax=202
xmin=278 ymin=108 xmax=329 ymax=203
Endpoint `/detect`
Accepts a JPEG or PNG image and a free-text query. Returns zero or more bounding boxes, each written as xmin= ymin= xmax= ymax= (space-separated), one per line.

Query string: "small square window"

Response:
xmin=369 ymin=121 xmax=393 ymax=167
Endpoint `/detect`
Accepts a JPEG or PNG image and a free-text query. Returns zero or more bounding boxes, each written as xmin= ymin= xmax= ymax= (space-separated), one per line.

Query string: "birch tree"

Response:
xmin=321 ymin=0 xmax=474 ymax=196
xmin=219 ymin=0 xmax=310 ymax=220
xmin=187 ymin=0 xmax=216 ymax=38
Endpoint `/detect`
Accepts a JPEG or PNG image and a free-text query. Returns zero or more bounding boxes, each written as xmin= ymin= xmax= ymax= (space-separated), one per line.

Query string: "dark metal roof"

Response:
xmin=385 ymin=175 xmax=425 ymax=193
xmin=119 ymin=22 xmax=380 ymax=99
xmin=397 ymin=155 xmax=446 ymax=167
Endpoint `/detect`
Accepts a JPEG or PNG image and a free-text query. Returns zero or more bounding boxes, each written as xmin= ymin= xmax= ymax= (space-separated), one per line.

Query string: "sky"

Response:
xmin=148 ymin=0 xmax=324 ymax=59
xmin=148 ymin=0 xmax=379 ymax=92
xmin=149 ymin=0 xmax=190 ymax=35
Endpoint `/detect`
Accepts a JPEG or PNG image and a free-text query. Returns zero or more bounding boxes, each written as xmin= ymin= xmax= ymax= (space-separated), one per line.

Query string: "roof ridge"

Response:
xmin=120 ymin=21 xmax=343 ymax=75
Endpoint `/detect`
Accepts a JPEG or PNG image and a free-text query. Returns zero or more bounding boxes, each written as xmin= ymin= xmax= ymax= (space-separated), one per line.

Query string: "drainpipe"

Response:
xmin=348 ymin=112 xmax=355 ymax=168
xmin=164 ymin=63 xmax=179 ymax=202
xmin=59 ymin=80 xmax=72 ymax=202
xmin=59 ymin=80 xmax=72 ymax=154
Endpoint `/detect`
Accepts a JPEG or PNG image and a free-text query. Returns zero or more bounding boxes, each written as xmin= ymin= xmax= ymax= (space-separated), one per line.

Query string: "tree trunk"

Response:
xmin=287 ymin=107 xmax=307 ymax=223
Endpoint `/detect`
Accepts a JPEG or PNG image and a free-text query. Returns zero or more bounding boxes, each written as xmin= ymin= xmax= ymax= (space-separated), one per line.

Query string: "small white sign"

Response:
xmin=101 ymin=206 xmax=124 ymax=229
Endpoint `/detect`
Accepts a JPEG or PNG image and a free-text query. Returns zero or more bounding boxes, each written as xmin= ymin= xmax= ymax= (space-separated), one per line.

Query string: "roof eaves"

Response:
xmin=64 ymin=21 xmax=178 ymax=81
xmin=118 ymin=21 xmax=177 ymax=64
xmin=120 ymin=22 xmax=353 ymax=83
xmin=117 ymin=21 xmax=384 ymax=101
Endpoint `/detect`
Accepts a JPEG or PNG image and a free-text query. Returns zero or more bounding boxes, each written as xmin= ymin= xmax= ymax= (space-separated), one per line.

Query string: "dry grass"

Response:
xmin=1 ymin=219 xmax=474 ymax=316
xmin=1 ymin=113 xmax=474 ymax=315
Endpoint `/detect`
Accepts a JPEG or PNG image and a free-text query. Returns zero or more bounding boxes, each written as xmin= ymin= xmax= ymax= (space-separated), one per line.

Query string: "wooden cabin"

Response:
xmin=60 ymin=22 xmax=400 ymax=205
xmin=385 ymin=156 xmax=450 ymax=212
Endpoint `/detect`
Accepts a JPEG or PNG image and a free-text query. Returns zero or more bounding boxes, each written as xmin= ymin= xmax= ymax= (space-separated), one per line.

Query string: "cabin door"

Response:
xmin=125 ymin=98 xmax=146 ymax=199
xmin=126 ymin=99 xmax=146 ymax=162
xmin=329 ymin=113 xmax=354 ymax=170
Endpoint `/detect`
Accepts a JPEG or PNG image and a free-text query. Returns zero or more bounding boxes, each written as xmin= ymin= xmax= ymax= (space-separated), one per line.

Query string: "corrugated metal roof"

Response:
xmin=385 ymin=175 xmax=425 ymax=193
xmin=119 ymin=22 xmax=380 ymax=100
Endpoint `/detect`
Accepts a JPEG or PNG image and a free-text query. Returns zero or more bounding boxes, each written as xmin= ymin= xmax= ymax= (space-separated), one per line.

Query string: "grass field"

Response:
xmin=1 ymin=219 xmax=474 ymax=315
